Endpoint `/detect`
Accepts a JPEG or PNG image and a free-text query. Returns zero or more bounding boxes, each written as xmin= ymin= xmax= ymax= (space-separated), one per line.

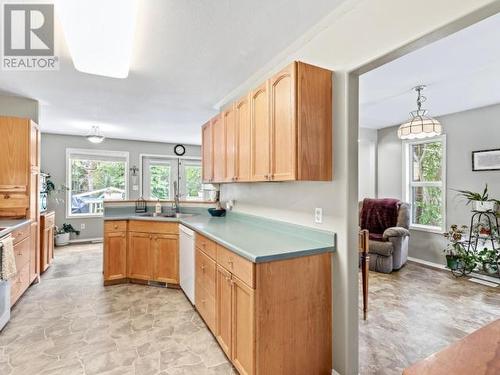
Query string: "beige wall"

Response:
xmin=217 ymin=1 xmax=499 ymax=373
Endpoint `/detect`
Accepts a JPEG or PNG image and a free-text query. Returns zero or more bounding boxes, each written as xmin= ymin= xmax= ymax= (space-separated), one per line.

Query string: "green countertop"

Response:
xmin=104 ymin=207 xmax=335 ymax=263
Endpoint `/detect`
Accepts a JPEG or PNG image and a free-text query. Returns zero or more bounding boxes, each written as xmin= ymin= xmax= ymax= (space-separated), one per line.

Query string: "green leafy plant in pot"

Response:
xmin=443 ymin=224 xmax=468 ymax=270
xmin=55 ymin=223 xmax=80 ymax=246
xmin=455 ymin=184 xmax=499 ymax=212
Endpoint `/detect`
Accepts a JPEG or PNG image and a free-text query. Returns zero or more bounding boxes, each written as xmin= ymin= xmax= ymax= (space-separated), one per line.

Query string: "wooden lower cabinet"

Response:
xmin=127 ymin=232 xmax=153 ymax=280
xmin=104 ymin=231 xmax=127 ymax=281
xmin=29 ymin=222 xmax=38 ymax=282
xmin=216 ymin=265 xmax=233 ymax=357
xmin=10 ymin=222 xmax=33 ymax=306
xmin=40 ymin=211 xmax=55 ymax=273
xmin=195 ymin=248 xmax=216 ymax=331
xmin=232 ymin=276 xmax=255 ymax=375
xmin=103 ymin=220 xmax=179 ymax=285
xmin=195 ymin=237 xmax=332 ymax=375
xmin=153 ymin=234 xmax=179 ymax=284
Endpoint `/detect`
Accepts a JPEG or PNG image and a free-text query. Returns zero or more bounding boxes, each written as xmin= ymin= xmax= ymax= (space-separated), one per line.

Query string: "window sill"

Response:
xmin=410 ymin=224 xmax=444 ymax=234
xmin=66 ymin=214 xmax=103 ymax=219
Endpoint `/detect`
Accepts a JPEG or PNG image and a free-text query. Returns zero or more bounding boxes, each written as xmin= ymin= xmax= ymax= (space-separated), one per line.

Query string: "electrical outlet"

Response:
xmin=80 ymin=223 xmax=86 ymax=230
xmin=314 ymin=208 xmax=323 ymax=224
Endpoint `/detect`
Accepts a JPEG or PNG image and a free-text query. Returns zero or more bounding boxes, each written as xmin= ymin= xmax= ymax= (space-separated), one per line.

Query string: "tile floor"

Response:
xmin=359 ymin=262 xmax=500 ymax=375
xmin=0 ymin=244 xmax=234 ymax=375
xmin=1 ymin=243 xmax=498 ymax=374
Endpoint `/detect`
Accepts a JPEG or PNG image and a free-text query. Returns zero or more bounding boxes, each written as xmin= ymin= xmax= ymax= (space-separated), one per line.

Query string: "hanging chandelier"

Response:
xmin=397 ymin=85 xmax=442 ymax=140
xmin=86 ymin=125 xmax=105 ymax=144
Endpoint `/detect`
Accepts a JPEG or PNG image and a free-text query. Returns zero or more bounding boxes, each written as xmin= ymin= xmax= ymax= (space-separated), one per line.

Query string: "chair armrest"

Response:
xmin=383 ymin=226 xmax=410 ymax=240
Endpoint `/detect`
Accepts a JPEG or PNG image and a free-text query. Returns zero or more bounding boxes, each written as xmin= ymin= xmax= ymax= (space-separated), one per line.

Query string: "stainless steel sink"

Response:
xmin=174 ymin=213 xmax=195 ymax=219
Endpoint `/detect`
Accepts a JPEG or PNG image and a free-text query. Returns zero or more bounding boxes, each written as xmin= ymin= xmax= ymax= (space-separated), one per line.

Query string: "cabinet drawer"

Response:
xmin=12 ymin=223 xmax=30 ymax=245
xmin=14 ymin=236 xmax=31 ymax=270
xmin=42 ymin=212 xmax=55 ymax=228
xmin=0 ymin=193 xmax=28 ymax=210
xmin=129 ymin=220 xmax=178 ymax=234
xmin=104 ymin=221 xmax=127 ymax=233
xmin=195 ymin=234 xmax=216 ymax=260
xmin=217 ymin=245 xmax=255 ymax=288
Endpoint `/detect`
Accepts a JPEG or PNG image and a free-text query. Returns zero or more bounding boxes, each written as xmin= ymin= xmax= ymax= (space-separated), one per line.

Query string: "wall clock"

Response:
xmin=174 ymin=144 xmax=186 ymax=156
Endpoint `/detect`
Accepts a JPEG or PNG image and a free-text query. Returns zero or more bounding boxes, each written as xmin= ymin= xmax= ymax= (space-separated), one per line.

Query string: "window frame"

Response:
xmin=402 ymin=135 xmax=447 ymax=233
xmin=66 ymin=148 xmax=129 ymax=219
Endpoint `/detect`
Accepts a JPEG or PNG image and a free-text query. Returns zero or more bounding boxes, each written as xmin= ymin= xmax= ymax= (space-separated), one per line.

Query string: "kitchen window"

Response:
xmin=66 ymin=149 xmax=129 ymax=218
xmin=403 ymin=136 xmax=446 ymax=233
xmin=141 ymin=156 xmax=204 ymax=201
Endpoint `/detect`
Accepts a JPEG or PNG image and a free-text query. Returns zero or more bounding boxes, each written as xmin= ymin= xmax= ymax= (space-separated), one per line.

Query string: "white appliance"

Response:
xmin=179 ymin=225 xmax=195 ymax=305
xmin=0 ymin=235 xmax=12 ymax=331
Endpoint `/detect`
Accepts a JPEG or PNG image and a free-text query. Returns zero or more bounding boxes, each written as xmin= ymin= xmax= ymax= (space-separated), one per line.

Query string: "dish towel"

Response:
xmin=0 ymin=236 xmax=17 ymax=280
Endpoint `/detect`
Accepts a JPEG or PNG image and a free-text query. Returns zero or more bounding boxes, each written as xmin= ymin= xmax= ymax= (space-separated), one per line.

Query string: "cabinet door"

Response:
xmin=29 ymin=222 xmax=38 ymax=282
xmin=153 ymin=234 xmax=179 ymax=284
xmin=236 ymin=95 xmax=251 ymax=182
xmin=127 ymin=232 xmax=152 ymax=280
xmin=223 ymin=106 xmax=237 ymax=182
xmin=195 ymin=248 xmax=217 ymax=331
xmin=41 ymin=227 xmax=49 ymax=272
xmin=47 ymin=226 xmax=54 ymax=264
xmin=0 ymin=117 xmax=29 ymax=192
xmin=202 ymin=121 xmax=213 ymax=183
xmin=270 ymin=64 xmax=296 ymax=181
xmin=250 ymin=82 xmax=271 ymax=181
xmin=216 ymin=265 xmax=233 ymax=357
xmin=232 ymin=276 xmax=255 ymax=375
xmin=104 ymin=231 xmax=127 ymax=281
xmin=212 ymin=115 xmax=225 ymax=183
xmin=29 ymin=172 xmax=39 ymax=221
xmin=30 ymin=122 xmax=40 ymax=170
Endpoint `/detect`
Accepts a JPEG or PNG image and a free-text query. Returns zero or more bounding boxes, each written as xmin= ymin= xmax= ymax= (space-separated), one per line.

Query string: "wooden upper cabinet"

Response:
xmin=0 ymin=117 xmax=30 ymax=192
xmin=30 ymin=122 xmax=40 ymax=170
xmin=212 ymin=115 xmax=225 ymax=183
xmin=153 ymin=234 xmax=179 ymax=284
xmin=236 ymin=95 xmax=251 ymax=182
xmin=270 ymin=64 xmax=296 ymax=181
xmin=202 ymin=121 xmax=213 ymax=183
xmin=223 ymin=106 xmax=237 ymax=182
xmin=200 ymin=61 xmax=332 ymax=183
xmin=250 ymin=82 xmax=271 ymax=181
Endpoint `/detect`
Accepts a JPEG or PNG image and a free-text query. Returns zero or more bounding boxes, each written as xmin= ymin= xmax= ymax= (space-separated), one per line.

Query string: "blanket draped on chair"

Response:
xmin=360 ymin=198 xmax=400 ymax=242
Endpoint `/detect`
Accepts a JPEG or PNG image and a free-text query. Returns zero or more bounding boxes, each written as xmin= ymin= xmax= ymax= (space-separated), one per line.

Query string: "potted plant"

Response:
xmin=55 ymin=223 xmax=80 ymax=246
xmin=455 ymin=184 xmax=499 ymax=212
xmin=443 ymin=224 xmax=468 ymax=270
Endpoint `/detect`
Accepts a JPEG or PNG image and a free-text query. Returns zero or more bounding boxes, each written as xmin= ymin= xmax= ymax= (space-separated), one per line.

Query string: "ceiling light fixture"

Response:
xmin=86 ymin=126 xmax=105 ymax=144
xmin=55 ymin=0 xmax=138 ymax=79
xmin=397 ymin=85 xmax=442 ymax=140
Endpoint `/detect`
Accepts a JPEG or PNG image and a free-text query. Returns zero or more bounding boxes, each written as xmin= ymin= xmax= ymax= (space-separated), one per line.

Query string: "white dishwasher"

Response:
xmin=179 ymin=225 xmax=195 ymax=305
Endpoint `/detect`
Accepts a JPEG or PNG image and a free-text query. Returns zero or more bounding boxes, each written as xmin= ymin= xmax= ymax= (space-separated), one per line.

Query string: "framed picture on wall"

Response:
xmin=472 ymin=149 xmax=500 ymax=171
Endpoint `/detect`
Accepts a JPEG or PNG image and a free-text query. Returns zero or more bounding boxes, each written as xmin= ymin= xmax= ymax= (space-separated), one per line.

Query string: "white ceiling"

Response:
xmin=360 ymin=12 xmax=500 ymax=129
xmin=0 ymin=0 xmax=347 ymax=145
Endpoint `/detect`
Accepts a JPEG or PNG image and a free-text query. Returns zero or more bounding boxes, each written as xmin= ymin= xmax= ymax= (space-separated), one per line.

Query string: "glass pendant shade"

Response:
xmin=398 ymin=86 xmax=442 ymax=140
xmin=86 ymin=126 xmax=105 ymax=143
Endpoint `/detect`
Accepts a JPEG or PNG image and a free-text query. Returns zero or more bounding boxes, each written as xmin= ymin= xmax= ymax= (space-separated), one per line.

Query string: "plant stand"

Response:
xmin=450 ymin=211 xmax=499 ymax=278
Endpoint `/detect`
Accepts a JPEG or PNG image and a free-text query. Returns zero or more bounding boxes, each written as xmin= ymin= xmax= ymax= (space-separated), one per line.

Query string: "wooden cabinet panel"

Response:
xmin=212 ymin=115 xmax=225 ymax=183
xmin=104 ymin=220 xmax=127 ymax=233
xmin=232 ymin=276 xmax=255 ymax=375
xmin=223 ymin=106 xmax=237 ymax=182
xmin=29 ymin=221 xmax=38 ymax=282
xmin=0 ymin=193 xmax=29 ymax=217
xmin=14 ymin=236 xmax=30 ymax=271
xmin=104 ymin=231 xmax=127 ymax=281
xmin=195 ymin=248 xmax=217 ymax=331
xmin=11 ymin=222 xmax=30 ymax=244
xmin=202 ymin=121 xmax=213 ymax=183
xmin=216 ymin=265 xmax=233 ymax=357
xmin=153 ymin=234 xmax=179 ymax=284
xmin=270 ymin=64 xmax=296 ymax=181
xmin=40 ymin=212 xmax=55 ymax=273
xmin=129 ymin=220 xmax=178 ymax=234
xmin=10 ymin=262 xmax=30 ymax=306
xmin=216 ymin=245 xmax=255 ymax=288
xmin=195 ymin=233 xmax=216 ymax=260
xmin=0 ymin=117 xmax=29 ymax=192
xmin=47 ymin=226 xmax=54 ymax=264
xmin=30 ymin=122 xmax=40 ymax=169
xmin=29 ymin=172 xmax=39 ymax=221
xmin=236 ymin=95 xmax=251 ymax=182
xmin=128 ymin=232 xmax=153 ymax=280
xmin=250 ymin=82 xmax=271 ymax=181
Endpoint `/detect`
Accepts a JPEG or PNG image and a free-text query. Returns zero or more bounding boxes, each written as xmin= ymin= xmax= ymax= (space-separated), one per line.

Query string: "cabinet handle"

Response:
xmin=228 ymin=260 xmax=233 ymax=268
xmin=149 ymin=235 xmax=152 ymax=239
xmin=4 ymin=194 xmax=10 ymax=199
xmin=201 ymin=265 xmax=205 ymax=271
xmin=114 ymin=225 xmax=118 ymax=229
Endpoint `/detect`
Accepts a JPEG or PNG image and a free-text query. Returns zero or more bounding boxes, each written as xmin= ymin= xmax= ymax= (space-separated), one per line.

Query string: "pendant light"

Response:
xmin=397 ymin=85 xmax=442 ymax=140
xmin=86 ymin=125 xmax=105 ymax=144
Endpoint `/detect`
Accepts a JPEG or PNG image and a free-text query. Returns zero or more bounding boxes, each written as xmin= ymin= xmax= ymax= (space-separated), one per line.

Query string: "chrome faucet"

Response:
xmin=173 ymin=180 xmax=180 ymax=213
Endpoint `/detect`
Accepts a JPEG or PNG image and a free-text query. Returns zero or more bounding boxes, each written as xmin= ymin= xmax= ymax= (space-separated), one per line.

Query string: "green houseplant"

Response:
xmin=455 ymin=184 xmax=499 ymax=212
xmin=443 ymin=224 xmax=468 ymax=270
xmin=55 ymin=223 xmax=80 ymax=246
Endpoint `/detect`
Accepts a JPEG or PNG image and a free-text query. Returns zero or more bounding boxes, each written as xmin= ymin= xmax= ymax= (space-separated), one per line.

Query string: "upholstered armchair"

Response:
xmin=359 ymin=198 xmax=411 ymax=273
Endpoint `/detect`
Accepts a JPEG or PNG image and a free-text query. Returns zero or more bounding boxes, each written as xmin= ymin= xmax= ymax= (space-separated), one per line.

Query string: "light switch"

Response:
xmin=314 ymin=208 xmax=323 ymax=224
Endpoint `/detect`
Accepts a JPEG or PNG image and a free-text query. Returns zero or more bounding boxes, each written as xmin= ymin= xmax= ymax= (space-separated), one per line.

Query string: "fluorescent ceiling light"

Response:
xmin=55 ymin=0 xmax=138 ymax=78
